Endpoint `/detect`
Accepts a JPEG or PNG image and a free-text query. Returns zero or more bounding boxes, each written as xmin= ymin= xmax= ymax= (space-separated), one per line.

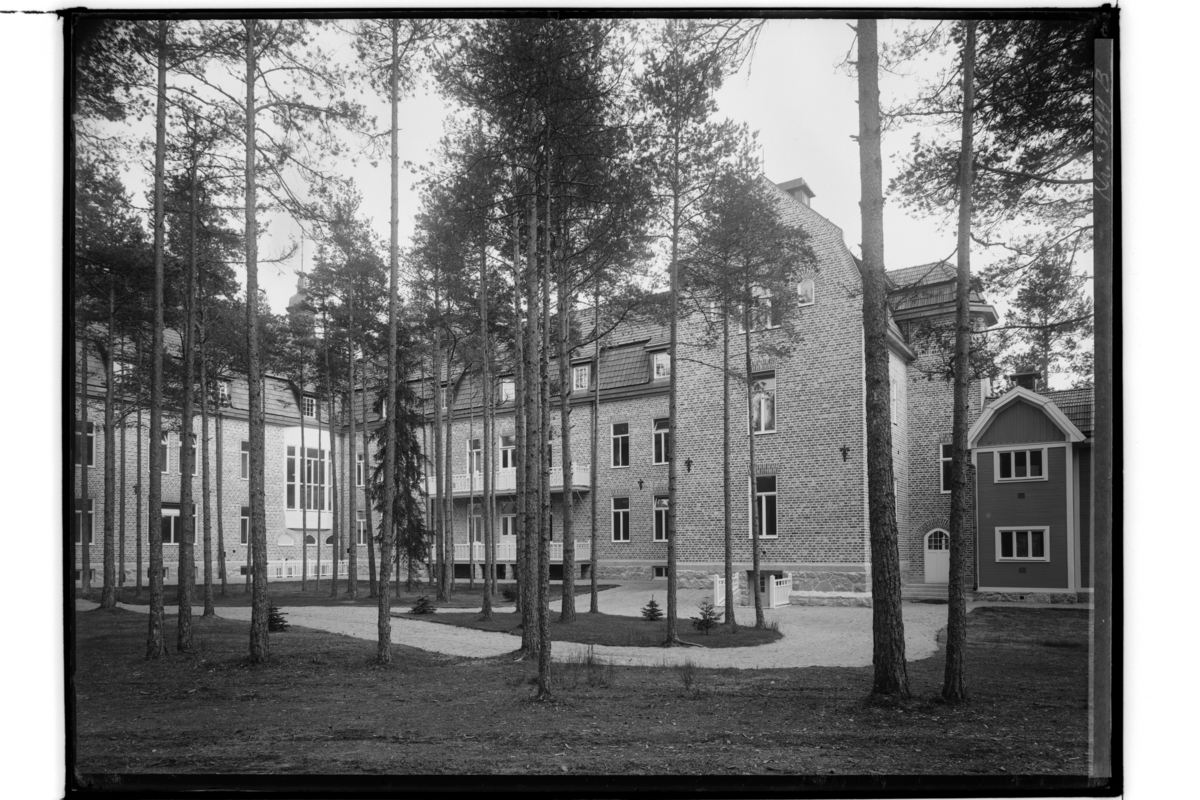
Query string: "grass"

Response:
xmin=99 ymin=580 xmax=616 ymax=611
xmin=405 ymin=610 xmax=784 ymax=649
xmin=72 ymin=605 xmax=1091 ymax=778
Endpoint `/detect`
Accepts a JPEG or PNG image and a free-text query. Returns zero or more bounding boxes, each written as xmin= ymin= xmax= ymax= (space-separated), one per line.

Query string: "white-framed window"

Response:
xmin=468 ymin=504 xmax=484 ymax=543
xmin=240 ymin=506 xmax=249 ymax=545
xmin=356 ymin=509 xmax=368 ymax=546
xmin=499 ymin=379 xmax=515 ymax=404
xmin=277 ymin=533 xmax=295 ymax=547
xmin=355 ymin=452 xmax=365 ymax=487
xmin=797 ymin=278 xmax=815 ymax=307
xmin=653 ymin=565 xmax=669 ymax=579
xmin=380 ymin=399 xmax=387 ymax=419
xmin=750 ymin=286 xmax=783 ymax=331
xmin=995 ymin=447 xmax=1047 ymax=482
xmin=499 ymin=434 xmax=516 ymax=469
xmin=652 ymin=418 xmax=670 ymax=464
xmin=996 ymin=527 xmax=1050 ymax=562
xmin=751 ymin=371 xmax=776 ymax=434
xmin=652 ymin=351 xmax=670 ymax=380
xmin=161 ymin=506 xmax=196 ymax=546
xmin=890 ymin=378 xmax=899 ymax=427
xmin=74 ymin=499 xmax=94 ymax=545
xmin=940 ymin=443 xmax=953 ymax=493
xmin=750 ymin=475 xmax=778 ymax=539
xmin=468 ymin=438 xmax=483 ymax=473
xmin=160 ymin=432 xmax=170 ymax=474
xmin=439 ymin=386 xmax=448 ymax=409
xmin=927 ymin=528 xmax=949 ymax=552
xmin=286 ymin=445 xmax=329 ymax=511
xmin=500 ymin=502 xmax=517 ymax=537
xmin=572 ymin=364 xmax=590 ymax=392
xmin=611 ymin=422 xmax=630 ymax=468
xmin=240 ymin=440 xmax=250 ymax=480
xmin=302 ymin=396 xmax=317 ymax=418
xmin=218 ymin=380 xmax=231 ymax=404
xmin=75 ymin=420 xmax=94 ymax=467
xmin=612 ymin=497 xmax=630 ymax=542
xmin=653 ymin=495 xmax=670 ymax=542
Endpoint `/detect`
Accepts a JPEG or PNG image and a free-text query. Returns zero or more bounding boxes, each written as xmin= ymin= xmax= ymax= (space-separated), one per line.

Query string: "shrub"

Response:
xmin=268 ymin=604 xmax=289 ymax=632
xmin=410 ymin=596 xmax=436 ymax=615
xmin=676 ymin=659 xmax=699 ymax=692
xmin=690 ymin=600 xmax=720 ymax=635
xmin=641 ymin=595 xmax=664 ymax=621
xmin=501 ymin=585 xmax=519 ymax=603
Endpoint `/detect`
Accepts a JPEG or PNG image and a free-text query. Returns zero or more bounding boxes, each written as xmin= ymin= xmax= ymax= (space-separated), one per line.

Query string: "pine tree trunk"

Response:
xmin=177 ymin=164 xmax=199 ymax=652
xmin=136 ymin=396 xmax=143 ymax=601
xmin=665 ymin=158 xmax=681 ymax=645
xmin=432 ymin=329 xmax=446 ymax=601
xmin=377 ymin=17 xmax=400 ymax=664
xmin=521 ymin=193 xmax=541 ymax=656
xmin=326 ymin=363 xmax=340 ymax=598
xmin=557 ymin=205 xmax=576 ymax=625
xmin=745 ymin=297 xmax=764 ymax=630
xmin=943 ymin=19 xmax=976 ymax=704
xmin=100 ymin=291 xmax=117 ymax=609
xmin=200 ymin=329 xmax=214 ymax=617
xmin=361 ymin=362 xmax=377 ymax=597
xmin=537 ymin=172 xmax=553 ymax=695
xmin=216 ymin=407 xmax=225 ymax=596
xmin=80 ymin=336 xmax=92 ymax=601
xmin=118 ymin=349 xmax=127 ymax=603
xmin=300 ymin=369 xmax=309 ymax=591
xmin=244 ymin=19 xmax=271 ymax=664
xmin=857 ymin=18 xmax=909 ymax=699
xmin=145 ymin=18 xmax=169 ymax=660
xmin=443 ymin=384 xmax=456 ymax=599
xmin=589 ymin=280 xmax=600 ymax=614
xmin=347 ymin=294 xmax=358 ymax=600
xmin=722 ymin=309 xmax=736 ymax=626
xmin=512 ymin=205 xmax=528 ymax=622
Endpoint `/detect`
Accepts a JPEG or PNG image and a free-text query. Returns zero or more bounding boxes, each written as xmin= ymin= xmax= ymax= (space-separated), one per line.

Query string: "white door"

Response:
xmin=924 ymin=530 xmax=950 ymax=583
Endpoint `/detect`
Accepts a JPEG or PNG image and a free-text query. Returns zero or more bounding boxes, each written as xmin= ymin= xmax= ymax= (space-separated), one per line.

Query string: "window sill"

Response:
xmin=651 ymin=461 xmax=669 ymax=466
xmin=995 ymin=557 xmax=1050 ymax=563
xmin=610 ymin=464 xmax=630 ymax=470
xmin=750 ymin=429 xmax=778 ymax=437
xmin=994 ymin=476 xmax=1048 ymax=484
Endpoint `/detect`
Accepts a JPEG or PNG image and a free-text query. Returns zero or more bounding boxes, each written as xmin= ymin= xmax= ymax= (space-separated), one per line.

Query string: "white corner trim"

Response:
xmin=967 ymin=386 xmax=1085 ymax=448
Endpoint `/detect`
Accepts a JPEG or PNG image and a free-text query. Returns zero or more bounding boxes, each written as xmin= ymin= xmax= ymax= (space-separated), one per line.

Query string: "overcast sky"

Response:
xmin=253 ymin=17 xmax=981 ymax=317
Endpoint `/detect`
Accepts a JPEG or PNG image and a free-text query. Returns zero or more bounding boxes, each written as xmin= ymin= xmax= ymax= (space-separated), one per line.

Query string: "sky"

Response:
xmin=252 ymin=17 xmax=974 ymax=317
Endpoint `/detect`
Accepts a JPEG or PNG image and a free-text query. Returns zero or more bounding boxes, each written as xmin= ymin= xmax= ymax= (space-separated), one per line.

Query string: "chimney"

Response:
xmin=776 ymin=177 xmax=815 ymax=208
xmin=1010 ymin=369 xmax=1040 ymax=392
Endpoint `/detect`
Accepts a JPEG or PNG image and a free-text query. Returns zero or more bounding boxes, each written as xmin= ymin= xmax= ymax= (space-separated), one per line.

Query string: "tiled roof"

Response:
xmin=1045 ymin=387 xmax=1095 ymax=436
xmin=887 ymin=261 xmax=956 ymax=288
xmin=599 ymin=341 xmax=651 ymax=391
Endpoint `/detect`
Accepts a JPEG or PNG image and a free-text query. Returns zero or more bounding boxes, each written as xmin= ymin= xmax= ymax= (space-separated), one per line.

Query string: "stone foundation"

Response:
xmin=973 ymin=590 xmax=1079 ymax=604
xmin=790 ymin=570 xmax=868 ymax=593
xmin=677 ymin=569 xmax=716 ymax=590
xmin=594 ymin=564 xmax=654 ymax=581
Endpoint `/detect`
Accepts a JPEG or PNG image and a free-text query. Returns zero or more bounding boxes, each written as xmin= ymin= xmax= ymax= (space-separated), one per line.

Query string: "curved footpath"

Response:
xmin=75 ymin=581 xmax=959 ymax=669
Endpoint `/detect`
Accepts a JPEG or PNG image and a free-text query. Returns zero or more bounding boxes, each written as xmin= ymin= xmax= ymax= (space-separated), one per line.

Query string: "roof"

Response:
xmin=886 ymin=261 xmax=998 ymax=326
xmin=1044 ymin=387 xmax=1095 ymax=437
xmin=968 ymin=385 xmax=1085 ymax=448
xmin=887 ymin=261 xmax=956 ymax=289
xmin=776 ymin=176 xmax=816 ymax=198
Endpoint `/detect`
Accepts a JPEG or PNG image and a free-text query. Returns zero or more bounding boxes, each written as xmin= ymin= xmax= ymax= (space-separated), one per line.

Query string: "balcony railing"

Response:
xmin=424 ymin=463 xmax=591 ymax=498
xmin=449 ymin=540 xmax=591 ymax=563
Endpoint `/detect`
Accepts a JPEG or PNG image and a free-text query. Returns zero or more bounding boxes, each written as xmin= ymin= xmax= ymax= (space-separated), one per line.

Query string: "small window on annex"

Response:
xmin=997 ymin=448 xmax=1045 ymax=481
xmin=302 ymin=395 xmax=317 ymax=419
xmin=651 ymin=351 xmax=670 ymax=380
xmin=572 ymin=364 xmax=590 ymax=392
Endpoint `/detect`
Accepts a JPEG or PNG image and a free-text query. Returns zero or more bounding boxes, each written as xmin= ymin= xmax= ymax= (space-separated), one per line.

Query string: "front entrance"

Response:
xmin=924 ymin=529 xmax=950 ymax=583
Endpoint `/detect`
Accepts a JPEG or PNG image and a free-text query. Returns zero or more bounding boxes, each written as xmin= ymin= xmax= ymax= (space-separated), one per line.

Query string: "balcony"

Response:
xmin=424 ymin=464 xmax=591 ymax=498
xmin=450 ymin=540 xmax=591 ymax=563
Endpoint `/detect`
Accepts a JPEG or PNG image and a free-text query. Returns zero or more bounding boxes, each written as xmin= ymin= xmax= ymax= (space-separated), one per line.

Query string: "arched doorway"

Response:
xmin=924 ymin=529 xmax=950 ymax=583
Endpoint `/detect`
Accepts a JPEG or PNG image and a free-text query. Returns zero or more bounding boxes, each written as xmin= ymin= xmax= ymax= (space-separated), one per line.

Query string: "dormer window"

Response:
xmin=652 ymin=352 xmax=670 ymax=380
xmin=302 ymin=396 xmax=316 ymax=418
xmin=572 ymin=364 xmax=590 ymax=392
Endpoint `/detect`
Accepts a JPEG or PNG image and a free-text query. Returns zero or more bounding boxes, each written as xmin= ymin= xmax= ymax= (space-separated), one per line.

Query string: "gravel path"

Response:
xmin=76 ymin=584 xmax=950 ymax=669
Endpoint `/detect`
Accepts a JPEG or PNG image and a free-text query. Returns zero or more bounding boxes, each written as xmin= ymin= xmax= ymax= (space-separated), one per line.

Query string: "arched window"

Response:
xmin=304 ymin=534 xmax=316 ymax=545
xmin=277 ymin=533 xmax=295 ymax=547
xmin=926 ymin=529 xmax=949 ymax=550
xmin=798 ymin=278 xmax=815 ymax=306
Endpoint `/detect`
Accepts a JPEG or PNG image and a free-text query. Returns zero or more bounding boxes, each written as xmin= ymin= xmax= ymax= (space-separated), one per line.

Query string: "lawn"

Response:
xmin=409 ymin=609 xmax=783 ymax=648
xmin=96 ymin=580 xmax=614 ymax=611
xmin=72 ymin=604 xmax=1091 ymax=780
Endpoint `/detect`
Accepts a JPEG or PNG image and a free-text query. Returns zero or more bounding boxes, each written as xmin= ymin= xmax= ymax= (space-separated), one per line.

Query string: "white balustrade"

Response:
xmin=425 ymin=464 xmax=591 ymax=497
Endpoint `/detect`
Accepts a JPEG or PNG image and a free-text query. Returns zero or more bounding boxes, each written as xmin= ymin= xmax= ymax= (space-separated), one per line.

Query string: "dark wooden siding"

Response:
xmin=977 ymin=398 xmax=1068 ymax=446
xmin=976 ymin=445 xmax=1069 ymax=589
xmin=1078 ymin=444 xmax=1092 ymax=589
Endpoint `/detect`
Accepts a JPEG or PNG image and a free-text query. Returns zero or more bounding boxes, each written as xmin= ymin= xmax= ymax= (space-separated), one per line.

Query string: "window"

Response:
xmin=500 ymin=503 xmax=517 ymax=537
xmin=940 ymin=444 xmax=953 ymax=493
xmin=302 ymin=396 xmax=316 ymax=418
xmin=468 ymin=504 xmax=484 ymax=543
xmin=652 ymin=352 xmax=670 ymax=380
xmin=612 ymin=497 xmax=630 ymax=541
xmin=611 ymin=423 xmax=630 ymax=468
xmin=161 ymin=506 xmax=196 ymax=546
xmin=286 ymin=445 xmax=329 ymax=511
xmin=797 ymin=278 xmax=815 ymax=307
xmin=74 ymin=421 xmax=94 ymax=467
xmin=439 ymin=386 xmax=447 ymax=409
xmin=75 ymin=569 xmax=95 ymax=582
xmin=997 ymin=528 xmax=1049 ymax=561
xmin=304 ymin=533 xmax=317 ymax=546
xmin=468 ymin=438 xmax=483 ymax=473
xmin=996 ymin=448 xmax=1046 ymax=481
xmin=653 ymin=495 xmax=670 ymax=542
xmin=751 ymin=475 xmax=778 ymax=539
xmin=241 ymin=441 xmax=250 ymax=480
xmin=653 ymin=566 xmax=669 ymax=579
xmin=277 ymin=533 xmax=295 ymax=547
xmin=750 ymin=287 xmax=783 ymax=331
xmin=572 ymin=364 xmax=590 ymax=392
xmin=652 ymin=418 xmax=670 ymax=464
xmin=240 ymin=506 xmax=250 ymax=545
xmin=218 ymin=380 xmax=231 ymax=404
xmin=179 ymin=434 xmax=197 ymax=476
xmin=890 ymin=378 xmax=899 ymax=427
xmin=500 ymin=435 xmax=516 ymax=469
xmin=74 ymin=499 xmax=94 ymax=545
xmin=355 ymin=452 xmax=364 ymax=487
xmin=160 ymin=433 xmax=170 ymax=474
xmin=356 ymin=510 xmax=368 ymax=546
xmin=751 ymin=371 xmax=776 ymax=434
xmin=499 ymin=379 xmax=515 ymax=404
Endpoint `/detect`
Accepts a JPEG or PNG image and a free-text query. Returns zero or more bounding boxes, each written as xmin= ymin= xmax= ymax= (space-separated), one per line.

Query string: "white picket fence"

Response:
xmin=450 ymin=540 xmax=591 ymax=564
xmin=712 ymin=572 xmax=791 ymax=608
